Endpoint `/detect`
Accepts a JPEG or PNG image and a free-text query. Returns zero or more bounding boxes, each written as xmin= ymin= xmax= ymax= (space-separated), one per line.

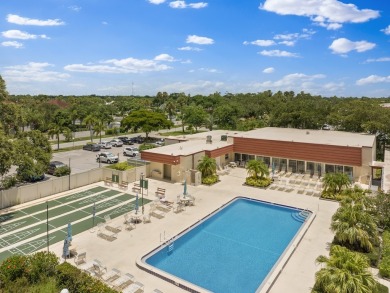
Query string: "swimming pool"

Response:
xmin=142 ymin=198 xmax=312 ymax=293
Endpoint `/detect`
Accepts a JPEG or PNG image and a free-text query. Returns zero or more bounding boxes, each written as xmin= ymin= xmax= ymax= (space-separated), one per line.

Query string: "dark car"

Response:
xmin=131 ymin=135 xmax=144 ymax=144
xmin=82 ymin=143 xmax=101 ymax=151
xmin=47 ymin=161 xmax=67 ymax=175
xmin=118 ymin=136 xmax=134 ymax=145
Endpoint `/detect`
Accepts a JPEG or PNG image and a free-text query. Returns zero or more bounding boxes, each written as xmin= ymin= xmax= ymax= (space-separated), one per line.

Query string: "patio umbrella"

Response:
xmin=135 ymin=193 xmax=139 ymax=214
xmin=62 ymin=237 xmax=70 ymax=259
xmin=183 ymin=179 xmax=187 ymax=197
xmin=67 ymin=223 xmax=72 ymax=243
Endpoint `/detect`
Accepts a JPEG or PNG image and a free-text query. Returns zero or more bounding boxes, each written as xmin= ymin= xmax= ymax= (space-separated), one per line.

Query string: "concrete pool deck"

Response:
xmin=46 ymin=168 xmax=388 ymax=292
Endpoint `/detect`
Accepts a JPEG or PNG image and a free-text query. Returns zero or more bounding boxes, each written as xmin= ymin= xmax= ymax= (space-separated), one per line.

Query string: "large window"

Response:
xmin=288 ymin=160 xmax=297 ymax=173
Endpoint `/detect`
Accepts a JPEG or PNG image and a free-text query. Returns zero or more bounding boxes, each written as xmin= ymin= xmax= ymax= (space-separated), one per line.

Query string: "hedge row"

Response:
xmin=379 ymin=231 xmax=390 ymax=278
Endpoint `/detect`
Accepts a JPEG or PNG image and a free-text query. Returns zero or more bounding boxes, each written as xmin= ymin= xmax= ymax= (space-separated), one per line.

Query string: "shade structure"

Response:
xmin=62 ymin=237 xmax=70 ymax=259
xmin=183 ymin=179 xmax=187 ymax=197
xmin=135 ymin=193 xmax=139 ymax=214
xmin=67 ymin=223 xmax=72 ymax=242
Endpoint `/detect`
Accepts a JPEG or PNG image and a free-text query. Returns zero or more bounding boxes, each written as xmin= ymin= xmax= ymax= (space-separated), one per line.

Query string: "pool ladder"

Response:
xmin=160 ymin=231 xmax=175 ymax=252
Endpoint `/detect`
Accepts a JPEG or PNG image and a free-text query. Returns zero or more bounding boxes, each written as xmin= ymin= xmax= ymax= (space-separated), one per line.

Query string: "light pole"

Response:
xmin=141 ymin=173 xmax=144 ymax=214
xmin=68 ymin=157 xmax=71 ymax=190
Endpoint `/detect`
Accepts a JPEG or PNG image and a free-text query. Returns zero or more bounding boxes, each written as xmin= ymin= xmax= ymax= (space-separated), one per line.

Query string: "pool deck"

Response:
xmin=44 ymin=167 xmax=388 ymax=293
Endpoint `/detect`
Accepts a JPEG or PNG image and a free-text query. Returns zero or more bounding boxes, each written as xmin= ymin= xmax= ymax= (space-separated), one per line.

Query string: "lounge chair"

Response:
xmin=122 ymin=281 xmax=144 ymax=293
xmin=102 ymin=268 xmax=121 ymax=282
xmin=79 ymin=259 xmax=99 ymax=273
xmin=92 ymin=262 xmax=107 ymax=278
xmin=152 ymin=290 xmax=164 ymax=293
xmin=74 ymin=251 xmax=86 ymax=266
xmin=97 ymin=223 xmax=118 ymax=241
xmin=104 ymin=215 xmax=122 ymax=233
xmin=156 ymin=202 xmax=171 ymax=212
xmin=173 ymin=202 xmax=185 ymax=213
xmin=110 ymin=273 xmax=134 ymax=290
xmin=151 ymin=209 xmax=165 ymax=219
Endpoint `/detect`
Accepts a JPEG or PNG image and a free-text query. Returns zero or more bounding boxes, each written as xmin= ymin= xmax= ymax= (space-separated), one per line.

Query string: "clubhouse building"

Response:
xmin=140 ymin=127 xmax=384 ymax=189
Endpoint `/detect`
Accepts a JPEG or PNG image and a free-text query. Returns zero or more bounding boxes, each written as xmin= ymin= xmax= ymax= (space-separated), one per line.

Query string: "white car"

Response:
xmin=96 ymin=152 xmax=119 ymax=164
xmin=123 ymin=147 xmax=139 ymax=157
xmin=110 ymin=139 xmax=123 ymax=147
xmin=98 ymin=141 xmax=112 ymax=149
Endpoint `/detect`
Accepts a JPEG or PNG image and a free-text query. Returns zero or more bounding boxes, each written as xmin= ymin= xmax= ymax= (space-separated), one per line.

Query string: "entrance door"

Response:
xmin=163 ymin=164 xmax=171 ymax=180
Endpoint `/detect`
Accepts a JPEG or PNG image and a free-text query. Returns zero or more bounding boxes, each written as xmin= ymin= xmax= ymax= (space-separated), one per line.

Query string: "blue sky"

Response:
xmin=0 ymin=0 xmax=389 ymax=97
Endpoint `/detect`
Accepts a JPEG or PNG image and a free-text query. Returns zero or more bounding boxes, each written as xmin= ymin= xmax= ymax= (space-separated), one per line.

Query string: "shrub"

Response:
xmin=26 ymin=252 xmax=59 ymax=284
xmin=0 ymin=175 xmax=18 ymax=190
xmin=245 ymin=176 xmax=272 ymax=188
xmin=0 ymin=255 xmax=28 ymax=284
xmin=139 ymin=144 xmax=156 ymax=151
xmin=379 ymin=231 xmax=390 ymax=278
xmin=202 ymin=174 xmax=219 ymax=185
xmin=53 ymin=166 xmax=71 ymax=177
xmin=56 ymin=262 xmax=116 ymax=293
xmin=107 ymin=161 xmax=133 ymax=171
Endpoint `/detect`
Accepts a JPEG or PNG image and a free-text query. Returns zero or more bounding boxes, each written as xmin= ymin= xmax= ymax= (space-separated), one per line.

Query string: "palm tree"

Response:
xmin=323 ymin=172 xmax=351 ymax=195
xmin=164 ymin=99 xmax=176 ymax=121
xmin=197 ymin=156 xmax=216 ymax=178
xmin=83 ymin=115 xmax=96 ymax=142
xmin=246 ymin=160 xmax=269 ymax=179
xmin=47 ymin=123 xmax=70 ymax=151
xmin=331 ymin=199 xmax=378 ymax=252
xmin=93 ymin=120 xmax=105 ymax=143
xmin=312 ymin=245 xmax=378 ymax=293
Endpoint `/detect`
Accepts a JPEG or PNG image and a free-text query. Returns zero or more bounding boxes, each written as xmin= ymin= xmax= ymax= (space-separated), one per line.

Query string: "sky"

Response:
xmin=0 ymin=0 xmax=389 ymax=97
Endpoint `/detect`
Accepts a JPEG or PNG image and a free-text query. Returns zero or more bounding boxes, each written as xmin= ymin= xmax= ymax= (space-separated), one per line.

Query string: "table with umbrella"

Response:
xmin=131 ymin=194 xmax=142 ymax=223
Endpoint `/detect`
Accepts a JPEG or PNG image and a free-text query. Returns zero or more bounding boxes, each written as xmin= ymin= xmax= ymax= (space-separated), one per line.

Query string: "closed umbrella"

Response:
xmin=62 ymin=237 xmax=70 ymax=259
xmin=183 ymin=179 xmax=187 ymax=198
xmin=67 ymin=223 xmax=72 ymax=243
xmin=135 ymin=193 xmax=139 ymax=214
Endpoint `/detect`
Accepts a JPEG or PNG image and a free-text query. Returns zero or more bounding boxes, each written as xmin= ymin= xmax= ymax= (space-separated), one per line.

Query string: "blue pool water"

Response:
xmin=144 ymin=198 xmax=306 ymax=293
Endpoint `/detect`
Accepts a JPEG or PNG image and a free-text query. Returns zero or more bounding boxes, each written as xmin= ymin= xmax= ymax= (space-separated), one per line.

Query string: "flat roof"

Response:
xmin=164 ymin=129 xmax=242 ymax=142
xmin=232 ymin=127 xmax=375 ymax=148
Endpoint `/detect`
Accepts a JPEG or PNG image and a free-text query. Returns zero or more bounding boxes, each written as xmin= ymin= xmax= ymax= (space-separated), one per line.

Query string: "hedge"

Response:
xmin=379 ymin=231 xmax=390 ymax=278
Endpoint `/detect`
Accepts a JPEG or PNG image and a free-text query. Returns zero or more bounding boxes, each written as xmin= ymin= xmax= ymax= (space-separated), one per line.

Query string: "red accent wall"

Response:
xmin=141 ymin=152 xmax=180 ymax=165
xmin=233 ymin=137 xmax=362 ymax=166
xmin=205 ymin=145 xmax=234 ymax=158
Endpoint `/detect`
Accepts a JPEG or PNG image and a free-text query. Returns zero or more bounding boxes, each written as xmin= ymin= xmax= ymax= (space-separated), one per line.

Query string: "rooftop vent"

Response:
xmin=221 ymin=135 xmax=227 ymax=141
xmin=306 ymin=131 xmax=310 ymax=135
xmin=206 ymin=135 xmax=212 ymax=144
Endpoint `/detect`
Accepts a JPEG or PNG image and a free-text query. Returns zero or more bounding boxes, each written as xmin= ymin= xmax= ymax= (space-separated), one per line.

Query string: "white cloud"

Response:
xmin=260 ymin=0 xmax=379 ymax=30
xmin=6 ymin=14 xmax=65 ymax=26
xmin=329 ymin=38 xmax=376 ymax=54
xmin=178 ymin=46 xmax=202 ymax=51
xmin=102 ymin=21 xmax=108 ymax=25
xmin=3 ymin=62 xmax=70 ymax=82
xmin=64 ymin=56 xmax=172 ymax=73
xmin=259 ymin=49 xmax=299 ymax=57
xmin=273 ymin=29 xmax=315 ymax=46
xmin=69 ymin=5 xmax=82 ymax=12
xmin=243 ymin=40 xmax=275 ymax=46
xmin=160 ymin=80 xmax=224 ymax=94
xmin=365 ymin=57 xmax=390 ymax=63
xmin=2 ymin=30 xmax=49 ymax=40
xmin=148 ymin=0 xmax=166 ymax=4
xmin=186 ymin=35 xmax=214 ymax=45
xmin=169 ymin=1 xmax=207 ymax=9
xmin=356 ymin=75 xmax=390 ymax=85
xmin=263 ymin=67 xmax=275 ymax=73
xmin=198 ymin=68 xmax=220 ymax=73
xmin=1 ymin=41 xmax=23 ymax=48
xmin=381 ymin=25 xmax=390 ymax=35
xmin=189 ymin=2 xmax=208 ymax=8
xmin=278 ymin=40 xmax=295 ymax=46
xmin=154 ymin=54 xmax=176 ymax=61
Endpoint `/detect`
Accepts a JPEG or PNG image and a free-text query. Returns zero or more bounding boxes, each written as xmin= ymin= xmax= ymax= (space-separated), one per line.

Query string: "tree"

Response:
xmin=164 ymin=99 xmax=176 ymax=121
xmin=83 ymin=115 xmax=96 ymax=142
xmin=374 ymin=191 xmax=390 ymax=230
xmin=0 ymin=75 xmax=9 ymax=102
xmin=47 ymin=111 xmax=71 ymax=150
xmin=0 ymin=134 xmax=13 ymax=178
xmin=322 ymin=172 xmax=351 ymax=196
xmin=93 ymin=120 xmax=105 ymax=143
xmin=331 ymin=197 xmax=378 ymax=252
xmin=197 ymin=156 xmax=217 ymax=178
xmin=312 ymin=245 xmax=378 ymax=293
xmin=246 ymin=159 xmax=269 ymax=179
xmin=121 ymin=110 xmax=173 ymax=140
xmin=183 ymin=105 xmax=207 ymax=132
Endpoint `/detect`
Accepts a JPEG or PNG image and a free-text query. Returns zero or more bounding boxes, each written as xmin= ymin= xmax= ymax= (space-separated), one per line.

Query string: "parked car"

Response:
xmin=82 ymin=143 xmax=101 ymax=152
xmin=98 ymin=141 xmax=112 ymax=149
xmin=110 ymin=139 xmax=123 ymax=147
xmin=118 ymin=136 xmax=134 ymax=145
xmin=322 ymin=124 xmax=331 ymax=130
xmin=130 ymin=135 xmax=144 ymax=144
xmin=96 ymin=152 xmax=119 ymax=164
xmin=47 ymin=161 xmax=67 ymax=175
xmin=123 ymin=147 xmax=139 ymax=157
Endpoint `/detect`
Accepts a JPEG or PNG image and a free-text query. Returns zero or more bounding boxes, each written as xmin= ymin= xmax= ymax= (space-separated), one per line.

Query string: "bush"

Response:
xmin=139 ymin=144 xmax=156 ymax=151
xmin=56 ymin=262 xmax=116 ymax=293
xmin=0 ymin=175 xmax=18 ymax=190
xmin=245 ymin=176 xmax=272 ymax=188
xmin=26 ymin=252 xmax=59 ymax=284
xmin=53 ymin=166 xmax=71 ymax=177
xmin=107 ymin=161 xmax=133 ymax=171
xmin=0 ymin=255 xmax=28 ymax=284
xmin=379 ymin=231 xmax=390 ymax=278
xmin=202 ymin=174 xmax=219 ymax=185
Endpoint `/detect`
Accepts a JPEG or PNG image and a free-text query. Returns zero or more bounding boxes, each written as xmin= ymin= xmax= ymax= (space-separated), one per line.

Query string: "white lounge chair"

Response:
xmin=92 ymin=262 xmax=107 ymax=278
xmin=97 ymin=223 xmax=118 ymax=241
xmin=79 ymin=259 xmax=99 ymax=273
xmin=122 ymin=281 xmax=144 ymax=293
xmin=101 ymin=268 xmax=121 ymax=282
xmin=111 ymin=273 xmax=134 ymax=290
xmin=151 ymin=209 xmax=165 ymax=219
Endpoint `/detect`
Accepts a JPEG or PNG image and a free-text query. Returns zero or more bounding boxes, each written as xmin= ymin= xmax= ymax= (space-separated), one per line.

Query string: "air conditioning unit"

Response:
xmin=206 ymin=135 xmax=212 ymax=144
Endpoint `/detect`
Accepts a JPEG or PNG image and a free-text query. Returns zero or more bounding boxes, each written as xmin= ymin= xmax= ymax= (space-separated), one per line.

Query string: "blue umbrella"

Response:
xmin=135 ymin=193 xmax=139 ymax=214
xmin=67 ymin=223 xmax=72 ymax=242
xmin=62 ymin=237 xmax=70 ymax=259
xmin=183 ymin=179 xmax=187 ymax=197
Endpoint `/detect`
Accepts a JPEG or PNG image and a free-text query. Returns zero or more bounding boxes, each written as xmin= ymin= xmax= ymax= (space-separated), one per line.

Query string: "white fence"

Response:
xmin=0 ymin=164 xmax=149 ymax=209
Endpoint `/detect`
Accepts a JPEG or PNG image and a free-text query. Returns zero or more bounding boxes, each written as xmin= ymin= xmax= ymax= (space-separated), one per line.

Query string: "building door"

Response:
xmin=163 ymin=164 xmax=171 ymax=180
